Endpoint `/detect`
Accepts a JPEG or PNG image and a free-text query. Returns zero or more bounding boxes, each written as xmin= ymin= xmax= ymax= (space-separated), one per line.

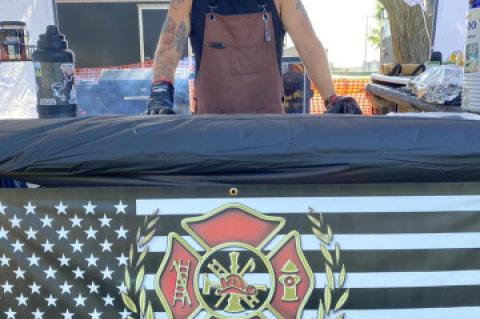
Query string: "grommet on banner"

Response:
xmin=229 ymin=187 xmax=239 ymax=197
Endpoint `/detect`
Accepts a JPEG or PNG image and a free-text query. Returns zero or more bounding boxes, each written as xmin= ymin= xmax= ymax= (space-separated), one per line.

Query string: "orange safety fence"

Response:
xmin=310 ymin=77 xmax=374 ymax=115
xmin=76 ymin=64 xmax=374 ymax=115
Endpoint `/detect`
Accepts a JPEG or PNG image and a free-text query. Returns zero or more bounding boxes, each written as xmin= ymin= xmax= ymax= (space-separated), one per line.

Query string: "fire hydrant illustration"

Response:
xmin=278 ymin=259 xmax=302 ymax=302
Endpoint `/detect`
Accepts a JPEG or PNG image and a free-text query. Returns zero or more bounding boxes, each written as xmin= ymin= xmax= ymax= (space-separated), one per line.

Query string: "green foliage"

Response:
xmin=368 ymin=1 xmax=384 ymax=48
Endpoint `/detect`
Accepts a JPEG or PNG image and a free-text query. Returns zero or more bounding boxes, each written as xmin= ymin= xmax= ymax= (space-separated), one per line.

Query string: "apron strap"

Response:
xmin=207 ymin=0 xmax=218 ymax=21
xmin=208 ymin=0 xmax=218 ymax=10
xmin=207 ymin=0 xmax=269 ymax=20
xmin=256 ymin=0 xmax=269 ymax=18
xmin=256 ymin=0 xmax=268 ymax=7
xmin=208 ymin=0 xmax=269 ymax=11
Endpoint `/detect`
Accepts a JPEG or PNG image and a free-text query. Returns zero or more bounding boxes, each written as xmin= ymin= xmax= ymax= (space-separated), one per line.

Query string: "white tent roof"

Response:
xmin=433 ymin=0 xmax=469 ymax=58
xmin=0 ymin=0 xmax=55 ymax=119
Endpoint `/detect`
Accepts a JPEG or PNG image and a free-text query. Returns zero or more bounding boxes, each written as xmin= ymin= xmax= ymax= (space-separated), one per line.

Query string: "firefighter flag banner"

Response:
xmin=0 ymin=186 xmax=480 ymax=319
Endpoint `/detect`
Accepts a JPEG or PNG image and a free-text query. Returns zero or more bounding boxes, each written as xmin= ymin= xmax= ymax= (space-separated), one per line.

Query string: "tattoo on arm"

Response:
xmin=153 ymin=16 xmax=189 ymax=82
xmin=157 ymin=17 xmax=177 ymax=55
xmin=175 ymin=22 xmax=188 ymax=53
xmin=170 ymin=0 xmax=185 ymax=10
xmin=295 ymin=0 xmax=308 ymax=18
xmin=157 ymin=18 xmax=188 ymax=56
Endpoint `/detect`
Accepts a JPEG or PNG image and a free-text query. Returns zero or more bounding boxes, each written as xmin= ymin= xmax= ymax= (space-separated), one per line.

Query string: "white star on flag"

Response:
xmin=16 ymin=293 xmax=28 ymax=306
xmin=27 ymin=253 xmax=40 ymax=267
xmin=114 ymin=201 xmax=128 ymax=214
xmin=100 ymin=239 xmax=113 ymax=252
xmin=115 ymin=226 xmax=128 ymax=239
xmin=89 ymin=309 xmax=102 ymax=319
xmin=61 ymin=309 xmax=74 ymax=319
xmin=55 ymin=201 xmax=69 ymax=215
xmin=85 ymin=254 xmax=98 ymax=267
xmin=2 ymin=281 xmax=14 ymax=294
xmin=32 ymin=308 xmax=44 ymax=319
xmin=41 ymin=239 xmax=54 ymax=253
xmin=116 ymin=253 xmax=128 ymax=266
xmin=45 ymin=294 xmax=58 ymax=307
xmin=70 ymin=239 xmax=84 ymax=253
xmin=11 ymin=240 xmax=24 ymax=252
xmin=4 ymin=308 xmax=16 ymax=319
xmin=25 ymin=227 xmax=38 ymax=240
xmin=44 ymin=266 xmax=57 ymax=279
xmin=29 ymin=282 xmax=41 ymax=294
xmin=0 ymin=226 xmax=9 ymax=239
xmin=0 ymin=254 xmax=11 ymax=266
xmin=83 ymin=201 xmax=97 ymax=215
xmin=40 ymin=214 xmax=54 ymax=228
xmin=74 ymin=294 xmax=87 ymax=307
xmin=24 ymin=201 xmax=37 ymax=215
xmin=0 ymin=201 xmax=6 ymax=214
xmin=98 ymin=214 xmax=112 ymax=228
xmin=101 ymin=266 xmax=113 ymax=280
xmin=117 ymin=282 xmax=127 ymax=294
xmin=58 ymin=254 xmax=71 ymax=267
xmin=73 ymin=267 xmax=85 ymax=279
xmin=56 ymin=226 xmax=70 ymax=240
xmin=87 ymin=281 xmax=100 ymax=294
xmin=13 ymin=267 xmax=26 ymax=279
xmin=59 ymin=281 xmax=73 ymax=295
xmin=119 ymin=308 xmax=131 ymax=319
xmin=84 ymin=226 xmax=98 ymax=239
xmin=102 ymin=294 xmax=115 ymax=306
xmin=9 ymin=214 xmax=22 ymax=228
xmin=70 ymin=215 xmax=83 ymax=228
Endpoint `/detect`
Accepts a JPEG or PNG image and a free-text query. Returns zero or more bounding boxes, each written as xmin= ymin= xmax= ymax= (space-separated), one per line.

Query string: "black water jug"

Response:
xmin=32 ymin=25 xmax=77 ymax=118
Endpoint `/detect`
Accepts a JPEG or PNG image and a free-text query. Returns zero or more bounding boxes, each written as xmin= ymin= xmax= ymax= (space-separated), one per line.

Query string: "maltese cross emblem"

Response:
xmin=156 ymin=204 xmax=314 ymax=319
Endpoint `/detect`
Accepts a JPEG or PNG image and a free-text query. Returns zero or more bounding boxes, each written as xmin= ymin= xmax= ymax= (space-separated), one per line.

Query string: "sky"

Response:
xmin=294 ymin=0 xmax=380 ymax=68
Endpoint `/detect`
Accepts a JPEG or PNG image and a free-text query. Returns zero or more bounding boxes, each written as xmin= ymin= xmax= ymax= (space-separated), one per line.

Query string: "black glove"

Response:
xmin=325 ymin=95 xmax=363 ymax=115
xmin=145 ymin=81 xmax=176 ymax=115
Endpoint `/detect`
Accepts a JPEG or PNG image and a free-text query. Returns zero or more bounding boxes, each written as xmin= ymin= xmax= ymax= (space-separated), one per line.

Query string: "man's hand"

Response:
xmin=146 ymin=81 xmax=176 ymax=115
xmin=325 ymin=95 xmax=363 ymax=115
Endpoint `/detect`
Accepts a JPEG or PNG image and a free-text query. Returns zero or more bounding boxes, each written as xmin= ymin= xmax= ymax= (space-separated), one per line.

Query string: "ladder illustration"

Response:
xmin=171 ymin=260 xmax=192 ymax=307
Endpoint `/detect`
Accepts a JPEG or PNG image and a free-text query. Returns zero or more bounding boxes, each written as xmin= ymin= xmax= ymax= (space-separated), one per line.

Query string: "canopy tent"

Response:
xmin=0 ymin=0 xmax=55 ymax=119
xmin=432 ymin=0 xmax=469 ymax=57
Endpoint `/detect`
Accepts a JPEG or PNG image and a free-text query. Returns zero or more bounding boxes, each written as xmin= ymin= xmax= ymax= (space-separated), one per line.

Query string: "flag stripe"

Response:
xmin=146 ymin=233 xmax=480 ymax=252
xmin=144 ymin=286 xmax=480 ymax=311
xmin=143 ymin=270 xmax=480 ymax=290
xmin=153 ymin=308 xmax=480 ymax=319
xmin=137 ymin=196 xmax=480 ymax=215
xmin=142 ymin=249 xmax=480 ymax=273
xmin=132 ymin=211 xmax=480 ymax=235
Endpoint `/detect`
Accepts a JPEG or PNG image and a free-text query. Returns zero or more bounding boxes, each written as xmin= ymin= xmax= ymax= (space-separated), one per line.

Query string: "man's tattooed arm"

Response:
xmin=295 ymin=0 xmax=308 ymax=18
xmin=152 ymin=0 xmax=192 ymax=83
xmin=279 ymin=0 xmax=336 ymax=100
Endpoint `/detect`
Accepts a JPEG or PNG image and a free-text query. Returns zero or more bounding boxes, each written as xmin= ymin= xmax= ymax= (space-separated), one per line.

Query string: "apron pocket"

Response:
xmin=230 ymin=44 xmax=268 ymax=75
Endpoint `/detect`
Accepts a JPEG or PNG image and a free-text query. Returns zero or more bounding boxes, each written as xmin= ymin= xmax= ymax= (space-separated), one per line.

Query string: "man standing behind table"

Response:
xmin=146 ymin=0 xmax=362 ymax=115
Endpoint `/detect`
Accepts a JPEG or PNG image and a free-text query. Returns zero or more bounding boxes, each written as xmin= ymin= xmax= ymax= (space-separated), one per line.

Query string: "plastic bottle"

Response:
xmin=32 ymin=25 xmax=77 ymax=118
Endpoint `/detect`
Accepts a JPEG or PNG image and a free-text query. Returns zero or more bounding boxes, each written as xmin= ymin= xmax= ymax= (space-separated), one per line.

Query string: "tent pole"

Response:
xmin=430 ymin=0 xmax=439 ymax=55
xmin=52 ymin=0 xmax=59 ymax=26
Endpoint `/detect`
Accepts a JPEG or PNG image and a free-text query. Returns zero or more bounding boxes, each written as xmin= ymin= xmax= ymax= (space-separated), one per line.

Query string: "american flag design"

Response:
xmin=1 ymin=188 xmax=480 ymax=319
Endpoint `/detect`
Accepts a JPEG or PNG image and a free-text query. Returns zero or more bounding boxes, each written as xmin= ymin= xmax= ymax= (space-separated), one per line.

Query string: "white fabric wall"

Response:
xmin=433 ymin=0 xmax=469 ymax=58
xmin=0 ymin=0 xmax=55 ymax=119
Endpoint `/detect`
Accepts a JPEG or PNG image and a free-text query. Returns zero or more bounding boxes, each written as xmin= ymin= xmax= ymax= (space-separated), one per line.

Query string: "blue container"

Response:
xmin=471 ymin=0 xmax=480 ymax=8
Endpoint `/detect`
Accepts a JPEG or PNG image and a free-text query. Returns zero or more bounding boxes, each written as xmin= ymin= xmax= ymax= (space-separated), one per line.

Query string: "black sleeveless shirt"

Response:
xmin=190 ymin=0 xmax=285 ymax=74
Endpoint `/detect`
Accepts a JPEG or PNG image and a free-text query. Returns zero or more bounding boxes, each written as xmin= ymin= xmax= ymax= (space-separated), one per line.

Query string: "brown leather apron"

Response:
xmin=194 ymin=3 xmax=284 ymax=114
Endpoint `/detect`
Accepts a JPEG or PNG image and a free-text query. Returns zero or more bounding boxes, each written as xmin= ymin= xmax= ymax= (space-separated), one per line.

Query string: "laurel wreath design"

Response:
xmin=308 ymin=208 xmax=350 ymax=319
xmin=122 ymin=210 xmax=160 ymax=319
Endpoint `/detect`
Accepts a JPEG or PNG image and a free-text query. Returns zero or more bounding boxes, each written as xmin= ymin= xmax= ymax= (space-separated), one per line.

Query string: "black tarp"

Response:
xmin=1 ymin=115 xmax=480 ymax=187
